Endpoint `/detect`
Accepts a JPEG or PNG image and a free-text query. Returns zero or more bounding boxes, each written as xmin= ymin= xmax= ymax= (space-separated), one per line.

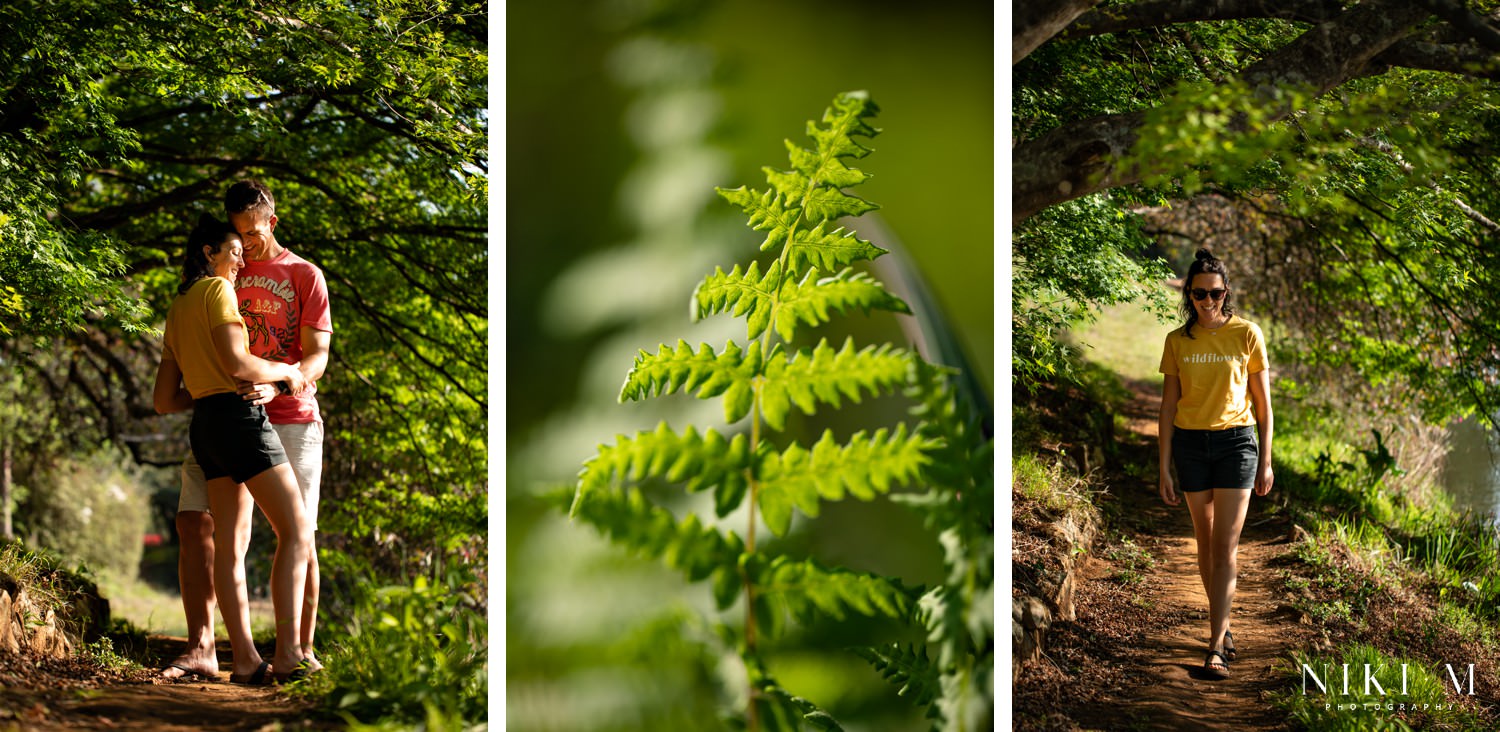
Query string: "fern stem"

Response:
xmin=745 ymin=378 xmax=762 ymax=732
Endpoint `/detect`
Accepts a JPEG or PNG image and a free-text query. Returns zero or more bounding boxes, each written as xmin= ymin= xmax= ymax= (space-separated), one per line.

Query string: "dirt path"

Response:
xmin=2 ymin=636 xmax=336 ymax=731
xmin=1024 ymin=375 xmax=1315 ymax=730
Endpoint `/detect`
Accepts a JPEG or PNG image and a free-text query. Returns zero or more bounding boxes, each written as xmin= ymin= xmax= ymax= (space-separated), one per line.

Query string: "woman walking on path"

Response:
xmin=1157 ymin=248 xmax=1275 ymax=680
xmin=153 ymin=214 xmax=315 ymax=684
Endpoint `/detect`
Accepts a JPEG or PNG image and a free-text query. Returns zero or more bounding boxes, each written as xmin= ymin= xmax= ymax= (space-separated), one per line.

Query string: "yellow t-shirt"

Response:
xmin=1159 ymin=315 xmax=1268 ymax=430
xmin=163 ymin=277 xmax=244 ymax=399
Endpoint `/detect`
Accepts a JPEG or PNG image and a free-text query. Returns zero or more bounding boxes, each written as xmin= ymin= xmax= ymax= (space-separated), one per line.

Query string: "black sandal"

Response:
xmin=229 ymin=661 xmax=272 ymax=686
xmin=1203 ymin=649 xmax=1230 ymax=680
xmin=1224 ymin=630 xmax=1237 ymax=662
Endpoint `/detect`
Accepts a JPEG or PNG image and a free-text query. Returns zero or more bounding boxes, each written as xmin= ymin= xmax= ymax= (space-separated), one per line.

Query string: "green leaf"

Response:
xmin=570 ymin=485 xmax=745 ymax=587
xmin=693 ymin=260 xmax=784 ymax=339
xmin=759 ymin=338 xmax=913 ymax=431
xmin=774 ymin=267 xmax=911 ymax=342
xmin=620 ymin=339 xmax=763 ymax=422
xmin=571 ymin=422 xmax=752 ymax=517
xmin=784 ymin=221 xmax=887 ymax=274
xmin=748 ymin=554 xmax=915 ymax=630
xmin=852 ymin=643 xmax=941 ymax=715
xmin=755 ymin=425 xmax=936 ymax=536
xmin=716 ymin=186 xmax=802 ymax=253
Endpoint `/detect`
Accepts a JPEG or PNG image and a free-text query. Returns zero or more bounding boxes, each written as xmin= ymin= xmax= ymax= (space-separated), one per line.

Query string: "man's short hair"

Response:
xmin=224 ymin=179 xmax=276 ymax=217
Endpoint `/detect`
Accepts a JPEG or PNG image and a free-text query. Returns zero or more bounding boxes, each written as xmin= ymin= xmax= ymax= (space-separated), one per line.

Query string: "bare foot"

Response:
xmin=160 ymin=649 xmax=219 ymax=680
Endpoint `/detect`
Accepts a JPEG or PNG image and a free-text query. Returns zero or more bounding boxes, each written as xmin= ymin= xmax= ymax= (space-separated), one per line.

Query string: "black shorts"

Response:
xmin=190 ymin=392 xmax=288 ymax=483
xmin=1172 ymin=425 xmax=1258 ymax=491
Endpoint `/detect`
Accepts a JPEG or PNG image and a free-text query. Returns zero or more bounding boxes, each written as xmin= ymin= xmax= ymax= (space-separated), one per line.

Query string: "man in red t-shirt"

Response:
xmin=162 ymin=180 xmax=332 ymax=680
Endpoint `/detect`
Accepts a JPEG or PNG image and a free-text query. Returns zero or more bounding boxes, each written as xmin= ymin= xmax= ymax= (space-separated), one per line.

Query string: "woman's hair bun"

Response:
xmin=1195 ymin=248 xmax=1215 ymax=261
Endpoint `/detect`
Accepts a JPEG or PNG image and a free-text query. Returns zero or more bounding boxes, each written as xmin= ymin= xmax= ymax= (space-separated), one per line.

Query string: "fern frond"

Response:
xmin=916 ymin=584 xmax=994 ymax=731
xmin=759 ymin=338 xmax=913 ymax=431
xmin=719 ymin=91 xmax=884 ymax=280
xmin=716 ymin=186 xmax=802 ymax=253
xmin=620 ymin=339 xmax=762 ymax=423
xmin=774 ymin=267 xmax=911 ymax=342
xmin=569 ymin=485 xmax=747 ymax=609
xmin=755 ymin=425 xmax=936 ymax=537
xmin=784 ymin=221 xmax=887 ymax=274
xmin=747 ymin=555 xmax=915 ymax=639
xmin=756 ymin=682 xmax=845 ymax=732
xmin=764 ymin=91 xmax=881 ymax=221
xmin=572 ymin=422 xmax=752 ymax=518
xmin=852 ymin=643 xmax=940 ymax=716
xmin=692 ymin=260 xmax=783 ymax=339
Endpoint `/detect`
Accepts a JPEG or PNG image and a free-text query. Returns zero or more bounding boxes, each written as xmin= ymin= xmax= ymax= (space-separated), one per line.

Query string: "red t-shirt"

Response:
xmin=235 ymin=248 xmax=332 ymax=424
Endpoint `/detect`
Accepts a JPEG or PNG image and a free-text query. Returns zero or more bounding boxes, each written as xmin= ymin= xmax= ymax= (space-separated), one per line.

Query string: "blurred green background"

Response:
xmin=507 ymin=1 xmax=992 ymax=728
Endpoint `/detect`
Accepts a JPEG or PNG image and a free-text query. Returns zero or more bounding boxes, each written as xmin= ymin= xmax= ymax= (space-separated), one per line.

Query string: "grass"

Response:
xmin=94 ymin=567 xmax=277 ymax=641
xmin=1013 ymin=452 xmax=1091 ymax=516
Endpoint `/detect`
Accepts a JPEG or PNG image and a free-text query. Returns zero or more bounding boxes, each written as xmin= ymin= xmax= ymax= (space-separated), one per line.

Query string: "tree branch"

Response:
xmin=1015 ymin=0 xmax=1102 ymax=64
xmin=1366 ymin=40 xmax=1500 ymax=80
xmin=1014 ymin=0 xmax=1432 ymax=224
xmin=1060 ymin=0 xmax=1344 ymax=40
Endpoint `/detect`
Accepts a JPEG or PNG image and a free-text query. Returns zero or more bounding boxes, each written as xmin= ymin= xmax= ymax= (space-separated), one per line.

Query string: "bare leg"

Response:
xmin=161 ymin=511 xmax=219 ymax=678
xmin=1205 ymin=488 xmax=1252 ymax=652
xmin=1186 ymin=488 xmax=1252 ymax=660
xmin=301 ymin=545 xmax=321 ymax=670
xmin=1184 ymin=491 xmax=1215 ymax=597
xmin=242 ymin=463 xmax=313 ymax=673
xmin=205 ymin=478 xmax=264 ymax=677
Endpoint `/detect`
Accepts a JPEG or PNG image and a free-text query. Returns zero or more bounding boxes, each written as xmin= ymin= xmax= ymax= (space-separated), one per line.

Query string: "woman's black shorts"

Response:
xmin=1172 ymin=425 xmax=1258 ymax=491
xmin=190 ymin=392 xmax=288 ymax=484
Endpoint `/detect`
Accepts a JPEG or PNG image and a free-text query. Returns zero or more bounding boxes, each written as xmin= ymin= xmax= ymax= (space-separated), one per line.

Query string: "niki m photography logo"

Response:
xmin=1301 ymin=661 xmax=1476 ymax=713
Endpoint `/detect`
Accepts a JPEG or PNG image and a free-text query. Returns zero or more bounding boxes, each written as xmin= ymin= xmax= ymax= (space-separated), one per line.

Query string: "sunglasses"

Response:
xmin=1191 ymin=288 xmax=1227 ymax=301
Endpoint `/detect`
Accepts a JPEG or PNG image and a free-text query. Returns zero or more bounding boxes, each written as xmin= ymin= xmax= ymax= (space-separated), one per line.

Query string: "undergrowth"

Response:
xmin=1270 ymin=392 xmax=1500 ymax=728
xmin=290 ymin=567 xmax=488 ymax=730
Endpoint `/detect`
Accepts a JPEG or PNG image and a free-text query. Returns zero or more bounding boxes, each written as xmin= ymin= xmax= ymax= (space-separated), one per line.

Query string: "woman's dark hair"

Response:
xmin=179 ymin=214 xmax=239 ymax=294
xmin=1180 ymin=248 xmax=1235 ymax=338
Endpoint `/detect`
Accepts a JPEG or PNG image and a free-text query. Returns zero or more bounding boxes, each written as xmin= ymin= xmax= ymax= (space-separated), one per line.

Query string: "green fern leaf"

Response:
xmin=852 ymin=643 xmax=941 ymax=715
xmin=774 ymin=267 xmax=911 ymax=342
xmin=620 ymin=339 xmax=763 ymax=422
xmin=720 ymin=91 xmax=884 ymax=277
xmin=716 ymin=186 xmax=801 ymax=253
xmin=747 ymin=554 xmax=915 ymax=639
xmin=765 ymin=91 xmax=880 ymax=220
xmin=572 ymin=422 xmax=752 ymax=518
xmin=692 ymin=260 xmax=784 ymax=339
xmin=569 ymin=485 xmax=745 ymax=606
xmin=785 ymin=221 xmax=887 ymax=274
xmin=759 ymin=338 xmax=913 ymax=431
xmin=755 ymin=424 xmax=936 ymax=536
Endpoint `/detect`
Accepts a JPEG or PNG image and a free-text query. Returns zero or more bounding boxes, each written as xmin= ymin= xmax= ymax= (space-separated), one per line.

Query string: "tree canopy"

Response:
xmin=1014 ymin=0 xmax=1500 ymax=425
xmin=0 ymin=0 xmax=486 ymax=580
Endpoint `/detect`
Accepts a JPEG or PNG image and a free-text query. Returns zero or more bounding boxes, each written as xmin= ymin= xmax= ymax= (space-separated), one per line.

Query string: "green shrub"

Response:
xmin=16 ymin=444 xmax=149 ymax=580
xmin=300 ymin=568 xmax=487 ymax=727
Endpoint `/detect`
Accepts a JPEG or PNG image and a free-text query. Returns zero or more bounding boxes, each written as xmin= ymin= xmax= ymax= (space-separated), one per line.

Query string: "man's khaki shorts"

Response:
xmin=178 ymin=420 xmax=324 ymax=530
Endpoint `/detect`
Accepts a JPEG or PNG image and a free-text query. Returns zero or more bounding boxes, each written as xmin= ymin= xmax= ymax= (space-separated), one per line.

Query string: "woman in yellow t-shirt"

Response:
xmin=152 ymin=214 xmax=315 ymax=685
xmin=1157 ymin=248 xmax=1274 ymax=681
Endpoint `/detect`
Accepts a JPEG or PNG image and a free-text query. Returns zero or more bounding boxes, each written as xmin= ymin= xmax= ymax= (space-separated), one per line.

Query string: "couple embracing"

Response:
xmin=152 ymin=180 xmax=331 ymax=685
